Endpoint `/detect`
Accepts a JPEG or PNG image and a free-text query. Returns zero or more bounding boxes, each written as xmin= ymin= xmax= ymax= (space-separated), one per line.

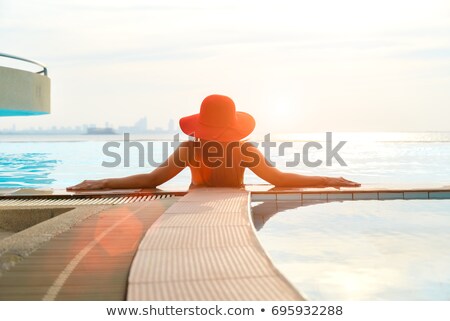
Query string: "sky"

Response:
xmin=1 ymin=0 xmax=450 ymax=133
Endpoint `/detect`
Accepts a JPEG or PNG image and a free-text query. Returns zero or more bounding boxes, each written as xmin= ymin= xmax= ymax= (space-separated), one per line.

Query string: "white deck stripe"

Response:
xmin=42 ymin=205 xmax=146 ymax=301
xmin=0 ymin=195 xmax=174 ymax=207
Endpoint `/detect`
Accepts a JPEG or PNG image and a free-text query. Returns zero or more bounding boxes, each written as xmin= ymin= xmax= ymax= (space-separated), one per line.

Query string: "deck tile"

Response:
xmin=127 ymin=188 xmax=303 ymax=301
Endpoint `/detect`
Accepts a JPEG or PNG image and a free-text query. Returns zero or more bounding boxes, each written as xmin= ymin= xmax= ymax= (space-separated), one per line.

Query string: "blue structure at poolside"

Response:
xmin=0 ymin=53 xmax=50 ymax=116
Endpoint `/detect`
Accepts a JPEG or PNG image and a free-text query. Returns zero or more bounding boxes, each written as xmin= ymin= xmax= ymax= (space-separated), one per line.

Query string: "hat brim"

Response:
xmin=179 ymin=111 xmax=255 ymax=142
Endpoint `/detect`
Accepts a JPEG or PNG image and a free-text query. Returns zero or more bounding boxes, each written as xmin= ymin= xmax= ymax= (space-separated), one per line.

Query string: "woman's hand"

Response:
xmin=67 ymin=179 xmax=108 ymax=191
xmin=324 ymin=177 xmax=361 ymax=188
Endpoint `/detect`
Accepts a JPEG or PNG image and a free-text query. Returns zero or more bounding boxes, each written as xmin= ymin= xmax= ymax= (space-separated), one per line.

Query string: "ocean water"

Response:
xmin=0 ymin=132 xmax=449 ymax=189
xmin=253 ymin=199 xmax=450 ymax=300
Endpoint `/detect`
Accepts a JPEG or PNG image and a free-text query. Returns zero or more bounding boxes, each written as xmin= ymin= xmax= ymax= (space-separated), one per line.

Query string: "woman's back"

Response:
xmin=187 ymin=140 xmax=245 ymax=187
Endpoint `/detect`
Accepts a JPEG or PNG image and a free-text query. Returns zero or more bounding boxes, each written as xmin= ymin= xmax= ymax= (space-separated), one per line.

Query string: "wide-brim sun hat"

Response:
xmin=179 ymin=94 xmax=255 ymax=142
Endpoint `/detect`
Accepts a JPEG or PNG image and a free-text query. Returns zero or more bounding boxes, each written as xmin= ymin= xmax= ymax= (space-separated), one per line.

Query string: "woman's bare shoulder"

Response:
xmin=174 ymin=141 xmax=196 ymax=163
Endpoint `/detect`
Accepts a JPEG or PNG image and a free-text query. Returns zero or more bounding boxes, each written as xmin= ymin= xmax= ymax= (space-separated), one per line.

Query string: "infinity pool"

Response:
xmin=253 ymin=199 xmax=450 ymax=300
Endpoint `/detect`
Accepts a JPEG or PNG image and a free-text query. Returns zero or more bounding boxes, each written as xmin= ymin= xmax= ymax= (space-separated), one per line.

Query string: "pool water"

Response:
xmin=1 ymin=134 xmax=450 ymax=189
xmin=253 ymin=199 xmax=450 ymax=300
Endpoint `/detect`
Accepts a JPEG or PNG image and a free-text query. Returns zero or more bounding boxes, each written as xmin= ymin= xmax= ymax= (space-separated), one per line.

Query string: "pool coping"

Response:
xmin=251 ymin=189 xmax=450 ymax=201
xmin=2 ymin=187 xmax=449 ymax=203
xmin=1 ymin=185 xmax=450 ymax=196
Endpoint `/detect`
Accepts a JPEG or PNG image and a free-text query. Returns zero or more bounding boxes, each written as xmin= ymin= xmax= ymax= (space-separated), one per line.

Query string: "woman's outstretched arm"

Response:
xmin=67 ymin=142 xmax=189 ymax=190
xmin=244 ymin=144 xmax=360 ymax=188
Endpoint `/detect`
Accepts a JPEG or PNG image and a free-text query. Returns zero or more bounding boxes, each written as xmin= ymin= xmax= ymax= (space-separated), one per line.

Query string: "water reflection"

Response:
xmin=0 ymin=153 xmax=58 ymax=187
xmin=253 ymin=199 xmax=337 ymax=230
xmin=253 ymin=199 xmax=450 ymax=300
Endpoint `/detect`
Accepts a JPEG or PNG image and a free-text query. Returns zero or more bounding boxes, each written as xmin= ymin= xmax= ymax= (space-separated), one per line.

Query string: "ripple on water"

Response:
xmin=0 ymin=153 xmax=58 ymax=188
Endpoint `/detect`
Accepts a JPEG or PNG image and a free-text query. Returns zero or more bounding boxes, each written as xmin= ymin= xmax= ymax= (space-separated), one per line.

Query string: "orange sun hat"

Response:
xmin=179 ymin=94 xmax=255 ymax=142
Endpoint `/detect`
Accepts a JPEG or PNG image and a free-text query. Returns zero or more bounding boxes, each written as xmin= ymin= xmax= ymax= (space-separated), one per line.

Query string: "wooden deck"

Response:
xmin=0 ymin=198 xmax=177 ymax=300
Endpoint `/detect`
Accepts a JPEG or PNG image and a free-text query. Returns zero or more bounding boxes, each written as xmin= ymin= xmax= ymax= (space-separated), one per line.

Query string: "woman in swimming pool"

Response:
xmin=67 ymin=95 xmax=360 ymax=191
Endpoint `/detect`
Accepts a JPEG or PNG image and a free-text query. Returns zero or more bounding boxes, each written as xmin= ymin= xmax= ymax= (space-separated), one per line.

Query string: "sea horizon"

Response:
xmin=1 ymin=131 xmax=450 ymax=143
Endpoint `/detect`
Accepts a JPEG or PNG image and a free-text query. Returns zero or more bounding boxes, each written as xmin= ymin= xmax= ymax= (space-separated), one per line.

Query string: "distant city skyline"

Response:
xmin=0 ymin=117 xmax=179 ymax=135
